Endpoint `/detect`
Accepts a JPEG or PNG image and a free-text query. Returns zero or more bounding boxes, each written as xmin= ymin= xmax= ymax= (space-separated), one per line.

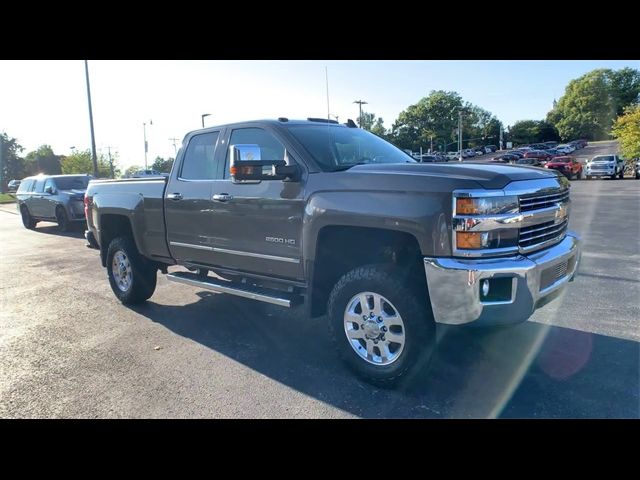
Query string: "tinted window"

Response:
xmin=17 ymin=179 xmax=34 ymax=193
xmin=180 ymin=132 xmax=220 ymax=180
xmin=44 ymin=178 xmax=55 ymax=192
xmin=55 ymin=176 xmax=90 ymax=190
xmin=34 ymin=178 xmax=46 ymax=193
xmin=224 ymin=128 xmax=285 ymax=178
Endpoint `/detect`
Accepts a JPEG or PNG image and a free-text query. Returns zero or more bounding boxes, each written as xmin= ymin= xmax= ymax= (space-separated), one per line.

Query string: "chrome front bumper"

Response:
xmin=424 ymin=232 xmax=582 ymax=325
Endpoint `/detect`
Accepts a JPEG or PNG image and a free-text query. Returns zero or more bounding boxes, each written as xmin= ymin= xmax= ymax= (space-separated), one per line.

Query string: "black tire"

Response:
xmin=327 ymin=264 xmax=436 ymax=387
xmin=635 ymin=172 xmax=640 ymax=180
xmin=20 ymin=205 xmax=37 ymax=229
xmin=619 ymin=169 xmax=624 ymax=179
xmin=106 ymin=236 xmax=157 ymax=305
xmin=586 ymin=175 xmax=592 ymax=180
xmin=55 ymin=205 xmax=69 ymax=232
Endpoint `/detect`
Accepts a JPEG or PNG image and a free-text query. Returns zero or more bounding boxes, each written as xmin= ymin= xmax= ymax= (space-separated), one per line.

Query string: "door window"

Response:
xmin=34 ymin=178 xmax=46 ymax=193
xmin=179 ymin=132 xmax=221 ymax=180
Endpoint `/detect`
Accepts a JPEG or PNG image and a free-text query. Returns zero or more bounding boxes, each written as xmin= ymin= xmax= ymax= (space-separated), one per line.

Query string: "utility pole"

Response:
xmin=84 ymin=60 xmax=99 ymax=177
xmin=458 ymin=110 xmax=463 ymax=161
xmin=499 ymin=125 xmax=504 ymax=151
xmin=353 ymin=100 xmax=368 ymax=128
xmin=169 ymin=137 xmax=180 ymax=155
xmin=430 ymin=135 xmax=433 ymax=153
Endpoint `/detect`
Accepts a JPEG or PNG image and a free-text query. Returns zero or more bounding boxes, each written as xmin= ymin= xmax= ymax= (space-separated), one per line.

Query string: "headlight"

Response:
xmin=456 ymin=229 xmax=519 ymax=249
xmin=455 ymin=196 xmax=518 ymax=215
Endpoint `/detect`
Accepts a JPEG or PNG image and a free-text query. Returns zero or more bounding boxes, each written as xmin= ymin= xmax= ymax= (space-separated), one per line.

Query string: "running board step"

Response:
xmin=166 ymin=271 xmax=301 ymax=308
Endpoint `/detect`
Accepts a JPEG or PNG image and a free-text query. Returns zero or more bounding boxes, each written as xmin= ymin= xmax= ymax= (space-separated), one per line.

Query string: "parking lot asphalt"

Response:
xmin=1 ymin=144 xmax=638 ymax=418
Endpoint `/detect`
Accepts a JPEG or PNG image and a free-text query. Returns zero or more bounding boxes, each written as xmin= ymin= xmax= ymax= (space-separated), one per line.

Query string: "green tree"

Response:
xmin=370 ymin=117 xmax=387 ymax=138
xmin=1 ymin=133 xmax=26 ymax=191
xmin=509 ymin=120 xmax=559 ymax=145
xmin=151 ymin=156 xmax=174 ymax=173
xmin=60 ymin=149 xmax=114 ymax=178
xmin=388 ymin=90 xmax=503 ymax=151
xmin=607 ymin=68 xmax=640 ymax=116
xmin=357 ymin=111 xmax=376 ymax=130
xmin=24 ymin=144 xmax=62 ymax=175
xmin=547 ymin=68 xmax=640 ymax=141
xmin=612 ymin=105 xmax=640 ymax=160
xmin=124 ymin=165 xmax=144 ymax=178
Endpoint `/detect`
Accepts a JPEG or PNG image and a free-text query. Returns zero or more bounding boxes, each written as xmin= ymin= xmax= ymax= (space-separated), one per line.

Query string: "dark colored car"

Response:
xmin=16 ymin=174 xmax=92 ymax=231
xmin=524 ymin=150 xmax=552 ymax=162
xmin=491 ymin=153 xmax=519 ymax=163
xmin=516 ymin=158 xmax=544 ymax=167
xmin=509 ymin=150 xmax=525 ymax=158
xmin=485 ymin=145 xmax=498 ymax=152
xmin=545 ymin=156 xmax=583 ymax=180
xmin=543 ymin=141 xmax=559 ymax=148
xmin=7 ymin=179 xmax=21 ymax=192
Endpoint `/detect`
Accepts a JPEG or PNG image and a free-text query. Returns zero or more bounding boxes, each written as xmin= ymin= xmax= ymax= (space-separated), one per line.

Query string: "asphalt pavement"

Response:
xmin=1 ymin=141 xmax=638 ymax=418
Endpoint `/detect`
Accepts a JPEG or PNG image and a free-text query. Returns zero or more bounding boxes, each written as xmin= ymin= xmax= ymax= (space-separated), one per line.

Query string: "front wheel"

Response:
xmin=327 ymin=264 xmax=436 ymax=387
xmin=20 ymin=205 xmax=37 ymax=229
xmin=107 ymin=236 xmax=157 ymax=305
xmin=619 ymin=169 xmax=624 ymax=179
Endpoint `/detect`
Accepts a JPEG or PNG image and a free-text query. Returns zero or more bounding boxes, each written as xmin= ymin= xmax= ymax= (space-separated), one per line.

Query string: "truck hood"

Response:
xmin=346 ymin=162 xmax=558 ymax=190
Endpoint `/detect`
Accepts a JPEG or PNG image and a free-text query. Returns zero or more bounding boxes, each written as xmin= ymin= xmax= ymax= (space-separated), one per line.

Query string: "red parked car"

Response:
xmin=545 ymin=156 xmax=583 ymax=180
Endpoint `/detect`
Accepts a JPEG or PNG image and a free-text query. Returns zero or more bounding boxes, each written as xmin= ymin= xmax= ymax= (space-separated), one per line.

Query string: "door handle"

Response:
xmin=167 ymin=193 xmax=183 ymax=201
xmin=212 ymin=193 xmax=233 ymax=202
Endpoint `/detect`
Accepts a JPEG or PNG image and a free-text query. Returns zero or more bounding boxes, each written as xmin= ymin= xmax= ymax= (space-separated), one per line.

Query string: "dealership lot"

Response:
xmin=0 ymin=164 xmax=638 ymax=418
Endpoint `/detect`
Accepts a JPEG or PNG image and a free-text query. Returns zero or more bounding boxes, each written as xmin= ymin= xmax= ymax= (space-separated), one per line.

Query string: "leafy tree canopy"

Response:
xmin=612 ymin=104 xmax=640 ymax=160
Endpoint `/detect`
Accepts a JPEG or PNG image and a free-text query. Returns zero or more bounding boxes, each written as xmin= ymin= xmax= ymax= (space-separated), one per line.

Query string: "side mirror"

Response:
xmin=229 ymin=144 xmax=299 ymax=183
xmin=44 ymin=185 xmax=55 ymax=194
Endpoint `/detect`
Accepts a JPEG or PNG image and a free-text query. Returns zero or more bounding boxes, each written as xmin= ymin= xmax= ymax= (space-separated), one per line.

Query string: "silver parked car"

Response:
xmin=15 ymin=174 xmax=92 ymax=231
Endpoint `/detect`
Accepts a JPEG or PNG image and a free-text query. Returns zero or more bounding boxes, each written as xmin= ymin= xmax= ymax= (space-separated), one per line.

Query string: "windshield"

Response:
xmin=592 ymin=155 xmax=614 ymax=162
xmin=55 ymin=176 xmax=90 ymax=190
xmin=287 ymin=125 xmax=415 ymax=171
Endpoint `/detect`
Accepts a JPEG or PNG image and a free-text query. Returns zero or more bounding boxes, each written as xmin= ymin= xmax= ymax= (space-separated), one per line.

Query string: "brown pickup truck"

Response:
xmin=85 ymin=118 xmax=582 ymax=385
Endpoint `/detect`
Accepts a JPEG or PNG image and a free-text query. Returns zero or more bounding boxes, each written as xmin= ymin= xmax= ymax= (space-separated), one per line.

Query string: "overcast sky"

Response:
xmin=1 ymin=60 xmax=638 ymax=169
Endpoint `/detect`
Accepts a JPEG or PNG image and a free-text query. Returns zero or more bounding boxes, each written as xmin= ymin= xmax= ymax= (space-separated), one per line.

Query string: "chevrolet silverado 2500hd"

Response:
xmin=85 ymin=118 xmax=582 ymax=385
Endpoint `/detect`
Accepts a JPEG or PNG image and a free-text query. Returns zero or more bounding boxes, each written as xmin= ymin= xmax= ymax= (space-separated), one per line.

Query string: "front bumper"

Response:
xmin=424 ymin=232 xmax=582 ymax=325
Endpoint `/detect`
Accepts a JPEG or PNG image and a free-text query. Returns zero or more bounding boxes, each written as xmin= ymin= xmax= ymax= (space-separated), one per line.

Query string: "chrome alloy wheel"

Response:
xmin=343 ymin=292 xmax=406 ymax=366
xmin=112 ymin=250 xmax=133 ymax=292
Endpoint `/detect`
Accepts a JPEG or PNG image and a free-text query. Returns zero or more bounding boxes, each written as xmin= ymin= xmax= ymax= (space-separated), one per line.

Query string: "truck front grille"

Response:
xmin=590 ymin=164 xmax=610 ymax=171
xmin=518 ymin=187 xmax=569 ymax=252
xmin=519 ymin=189 xmax=569 ymax=212
xmin=519 ymin=219 xmax=568 ymax=249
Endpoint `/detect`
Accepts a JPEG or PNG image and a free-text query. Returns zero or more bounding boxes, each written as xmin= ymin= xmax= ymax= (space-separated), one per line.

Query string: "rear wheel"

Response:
xmin=55 ymin=205 xmax=69 ymax=232
xmin=20 ymin=205 xmax=37 ymax=229
xmin=107 ymin=236 xmax=157 ymax=305
xmin=619 ymin=169 xmax=624 ymax=179
xmin=327 ymin=264 xmax=436 ymax=387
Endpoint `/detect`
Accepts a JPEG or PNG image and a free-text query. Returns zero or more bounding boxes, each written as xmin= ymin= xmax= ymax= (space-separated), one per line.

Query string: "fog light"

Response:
xmin=481 ymin=279 xmax=490 ymax=297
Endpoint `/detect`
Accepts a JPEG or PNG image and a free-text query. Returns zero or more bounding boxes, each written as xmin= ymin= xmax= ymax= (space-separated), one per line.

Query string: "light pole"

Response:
xmin=169 ymin=137 xmax=180 ymax=155
xmin=143 ymin=119 xmax=153 ymax=170
xmin=201 ymin=113 xmax=211 ymax=128
xmin=458 ymin=110 xmax=463 ymax=162
xmin=84 ymin=60 xmax=99 ymax=177
xmin=353 ymin=100 xmax=368 ymax=128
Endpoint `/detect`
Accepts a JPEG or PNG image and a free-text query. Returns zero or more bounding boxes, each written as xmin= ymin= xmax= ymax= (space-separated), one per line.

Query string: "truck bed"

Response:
xmin=86 ymin=176 xmax=171 ymax=262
